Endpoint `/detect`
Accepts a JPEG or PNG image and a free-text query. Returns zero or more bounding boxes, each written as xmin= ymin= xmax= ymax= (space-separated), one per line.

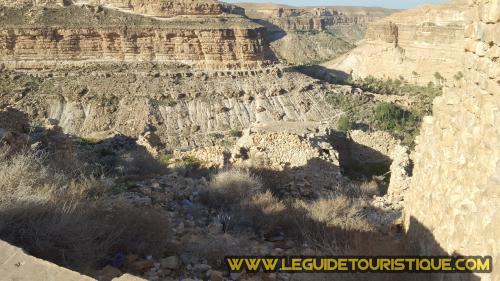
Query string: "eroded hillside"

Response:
xmin=326 ymin=1 xmax=467 ymax=84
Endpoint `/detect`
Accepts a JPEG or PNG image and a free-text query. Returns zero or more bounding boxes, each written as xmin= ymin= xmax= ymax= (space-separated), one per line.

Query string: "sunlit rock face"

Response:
xmin=239 ymin=3 xmax=395 ymax=32
xmin=406 ymin=1 xmax=500 ymax=280
xmin=0 ymin=1 xmax=273 ymax=70
xmin=330 ymin=2 xmax=467 ymax=84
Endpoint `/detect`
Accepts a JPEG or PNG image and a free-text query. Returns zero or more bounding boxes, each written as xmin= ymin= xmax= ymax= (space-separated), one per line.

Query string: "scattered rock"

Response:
xmin=128 ymin=259 xmax=154 ymax=273
xmin=161 ymin=256 xmax=180 ymax=270
xmin=209 ymin=270 xmax=224 ymax=281
xmin=97 ymin=265 xmax=122 ymax=281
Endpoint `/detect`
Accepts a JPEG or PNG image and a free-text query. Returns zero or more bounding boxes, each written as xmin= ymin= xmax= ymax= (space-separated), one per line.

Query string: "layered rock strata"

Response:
xmin=0 ymin=66 xmax=348 ymax=149
xmin=328 ymin=2 xmax=467 ymax=84
xmin=88 ymin=0 xmax=245 ymax=17
xmin=405 ymin=0 xmax=499 ymax=280
xmin=239 ymin=3 xmax=395 ymax=32
xmin=0 ymin=4 xmax=273 ymax=70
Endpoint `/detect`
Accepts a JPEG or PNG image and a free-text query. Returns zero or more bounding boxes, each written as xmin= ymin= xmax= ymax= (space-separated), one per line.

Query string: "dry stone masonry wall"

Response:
xmin=406 ymin=1 xmax=499 ymax=280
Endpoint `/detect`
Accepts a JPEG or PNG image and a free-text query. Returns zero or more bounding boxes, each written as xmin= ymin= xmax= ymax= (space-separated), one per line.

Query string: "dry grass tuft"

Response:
xmin=0 ymin=147 xmax=170 ymax=273
xmin=183 ymin=234 xmax=247 ymax=269
xmin=200 ymin=169 xmax=263 ymax=209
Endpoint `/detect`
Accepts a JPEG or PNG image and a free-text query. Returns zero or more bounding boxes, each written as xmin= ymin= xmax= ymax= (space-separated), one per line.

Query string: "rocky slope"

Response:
xmin=269 ymin=31 xmax=356 ymax=65
xmin=327 ymin=2 xmax=467 ymax=84
xmin=0 ymin=65 xmax=352 ymax=149
xmin=405 ymin=0 xmax=499 ymax=279
xmin=0 ymin=2 xmax=273 ymax=70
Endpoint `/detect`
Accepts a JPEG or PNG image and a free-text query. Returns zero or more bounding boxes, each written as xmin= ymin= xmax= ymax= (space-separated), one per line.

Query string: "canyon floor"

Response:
xmin=0 ymin=1 xmax=498 ymax=281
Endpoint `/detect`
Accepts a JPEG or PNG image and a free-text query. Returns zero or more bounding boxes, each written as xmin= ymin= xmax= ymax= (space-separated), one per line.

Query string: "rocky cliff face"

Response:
xmin=0 ymin=3 xmax=272 ymax=70
xmin=239 ymin=4 xmax=395 ymax=32
xmin=405 ymin=0 xmax=499 ymax=279
xmin=329 ymin=2 xmax=467 ymax=84
xmin=235 ymin=4 xmax=394 ymax=66
xmin=88 ymin=0 xmax=245 ymax=17
xmin=0 ymin=0 xmax=68 ymax=7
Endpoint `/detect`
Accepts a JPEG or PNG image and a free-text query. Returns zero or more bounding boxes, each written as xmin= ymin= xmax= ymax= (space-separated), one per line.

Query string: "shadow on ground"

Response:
xmin=287 ymin=64 xmax=351 ymax=84
xmin=0 ymin=108 xmax=481 ymax=281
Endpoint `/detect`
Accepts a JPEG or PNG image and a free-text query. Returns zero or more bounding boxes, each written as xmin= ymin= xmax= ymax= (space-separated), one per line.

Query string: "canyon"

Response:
xmin=238 ymin=3 xmax=395 ymax=32
xmin=0 ymin=0 xmax=498 ymax=280
xmin=238 ymin=3 xmax=396 ymax=65
xmin=327 ymin=1 xmax=467 ymax=84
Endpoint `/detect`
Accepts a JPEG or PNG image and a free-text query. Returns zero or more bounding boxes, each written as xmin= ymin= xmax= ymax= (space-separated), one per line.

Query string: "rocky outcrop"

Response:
xmin=405 ymin=0 xmax=499 ymax=279
xmin=239 ymin=3 xmax=395 ymax=32
xmin=328 ymin=2 xmax=467 ymax=84
xmin=0 ymin=0 xmax=69 ymax=7
xmin=0 ymin=240 xmax=145 ymax=280
xmin=0 ymin=4 xmax=273 ymax=70
xmin=89 ymin=0 xmax=245 ymax=17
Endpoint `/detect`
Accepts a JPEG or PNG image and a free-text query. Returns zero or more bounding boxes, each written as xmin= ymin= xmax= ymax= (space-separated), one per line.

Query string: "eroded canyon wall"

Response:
xmin=87 ymin=0 xmax=245 ymax=17
xmin=329 ymin=2 xmax=467 ymax=84
xmin=406 ymin=0 xmax=499 ymax=280
xmin=239 ymin=3 xmax=395 ymax=32
xmin=0 ymin=3 xmax=272 ymax=70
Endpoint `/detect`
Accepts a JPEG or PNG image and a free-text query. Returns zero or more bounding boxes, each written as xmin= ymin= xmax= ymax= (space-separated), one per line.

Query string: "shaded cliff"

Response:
xmin=405 ymin=0 xmax=499 ymax=280
xmin=327 ymin=2 xmax=467 ymax=84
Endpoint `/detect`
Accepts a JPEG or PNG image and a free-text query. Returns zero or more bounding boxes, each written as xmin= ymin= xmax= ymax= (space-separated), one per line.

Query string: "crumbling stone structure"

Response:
xmin=406 ymin=1 xmax=499 ymax=280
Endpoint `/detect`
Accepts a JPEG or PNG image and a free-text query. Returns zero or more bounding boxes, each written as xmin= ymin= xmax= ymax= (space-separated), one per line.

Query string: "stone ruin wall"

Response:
xmin=405 ymin=0 xmax=499 ymax=280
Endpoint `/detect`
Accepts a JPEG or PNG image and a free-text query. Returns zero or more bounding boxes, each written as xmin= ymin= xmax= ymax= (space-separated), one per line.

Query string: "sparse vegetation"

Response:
xmin=173 ymin=155 xmax=204 ymax=170
xmin=200 ymin=169 xmax=263 ymax=209
xmin=199 ymin=168 xmax=382 ymax=254
xmin=336 ymin=115 xmax=354 ymax=133
xmin=79 ymin=137 xmax=104 ymax=145
xmin=0 ymin=147 xmax=170 ymax=273
xmin=228 ymin=129 xmax=243 ymax=138
xmin=326 ymin=75 xmax=443 ymax=147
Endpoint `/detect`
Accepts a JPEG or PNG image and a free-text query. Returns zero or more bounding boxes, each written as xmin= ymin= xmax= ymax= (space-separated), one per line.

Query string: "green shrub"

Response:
xmin=228 ymin=129 xmax=243 ymax=138
xmin=175 ymin=156 xmax=203 ymax=170
xmin=374 ymin=102 xmax=406 ymax=130
xmin=337 ymin=116 xmax=354 ymax=133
